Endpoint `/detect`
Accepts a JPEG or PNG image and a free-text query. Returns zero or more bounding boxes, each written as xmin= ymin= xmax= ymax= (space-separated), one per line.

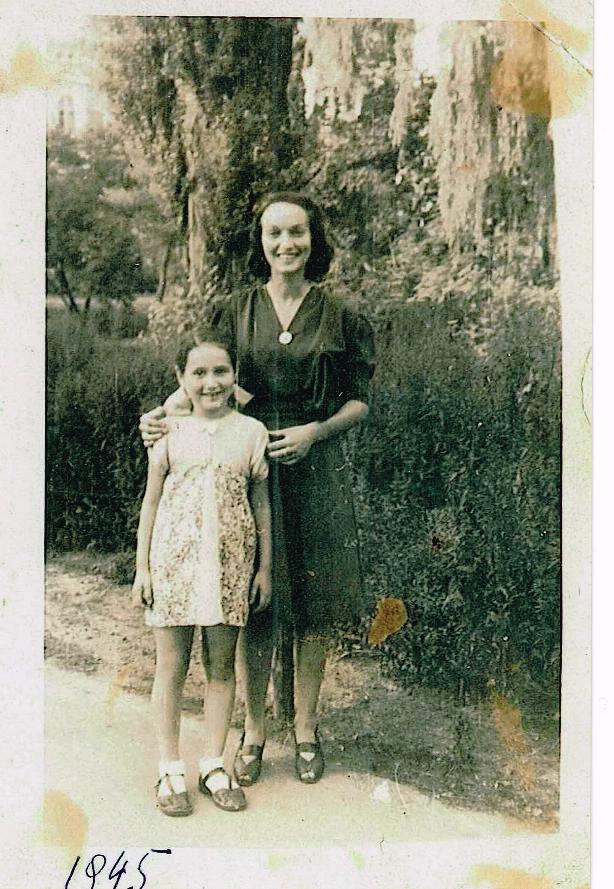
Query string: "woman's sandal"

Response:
xmin=155 ymin=774 xmax=193 ymax=817
xmin=294 ymin=727 xmax=325 ymax=784
xmin=233 ymin=732 xmax=266 ymax=787
xmin=198 ymin=767 xmax=247 ymax=812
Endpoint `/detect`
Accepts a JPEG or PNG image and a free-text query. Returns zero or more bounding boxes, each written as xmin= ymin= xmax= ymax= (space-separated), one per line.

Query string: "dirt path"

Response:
xmin=42 ymin=556 xmax=568 ymax=885
xmin=42 ymin=663 xmax=588 ymax=889
xmin=44 ymin=662 xmax=523 ymax=848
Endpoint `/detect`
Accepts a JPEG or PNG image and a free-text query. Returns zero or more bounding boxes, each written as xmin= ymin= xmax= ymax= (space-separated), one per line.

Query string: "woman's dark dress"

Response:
xmin=214 ymin=283 xmax=375 ymax=634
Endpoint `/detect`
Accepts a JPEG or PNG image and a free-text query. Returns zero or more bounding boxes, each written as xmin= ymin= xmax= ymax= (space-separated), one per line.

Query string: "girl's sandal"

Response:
xmin=233 ymin=731 xmax=266 ymax=787
xmin=199 ymin=767 xmax=247 ymax=812
xmin=294 ymin=728 xmax=325 ymax=784
xmin=155 ymin=774 xmax=193 ymax=817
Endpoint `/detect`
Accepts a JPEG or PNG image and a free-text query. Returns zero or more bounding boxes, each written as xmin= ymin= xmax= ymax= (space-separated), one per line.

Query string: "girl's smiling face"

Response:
xmin=176 ymin=343 xmax=235 ymax=418
xmin=260 ymin=202 xmax=312 ymax=278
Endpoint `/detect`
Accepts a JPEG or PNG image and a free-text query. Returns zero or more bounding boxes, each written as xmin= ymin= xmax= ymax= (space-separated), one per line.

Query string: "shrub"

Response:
xmin=46 ymin=311 xmax=176 ymax=551
xmin=46 ymin=280 xmax=561 ymax=712
xmin=351 ymin=288 xmax=560 ymax=707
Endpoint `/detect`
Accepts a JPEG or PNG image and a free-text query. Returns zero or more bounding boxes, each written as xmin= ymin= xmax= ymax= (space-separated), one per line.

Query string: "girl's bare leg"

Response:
xmin=237 ymin=616 xmax=275 ymax=746
xmin=151 ymin=626 xmax=194 ymax=760
xmin=199 ymin=624 xmax=240 ymax=759
xmin=294 ymin=634 xmax=327 ymax=743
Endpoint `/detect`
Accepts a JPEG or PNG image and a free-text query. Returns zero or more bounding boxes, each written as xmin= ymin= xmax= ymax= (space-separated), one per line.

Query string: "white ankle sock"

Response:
xmin=199 ymin=756 xmax=237 ymax=792
xmin=199 ymin=755 xmax=224 ymax=778
xmin=158 ymin=759 xmax=187 ymax=796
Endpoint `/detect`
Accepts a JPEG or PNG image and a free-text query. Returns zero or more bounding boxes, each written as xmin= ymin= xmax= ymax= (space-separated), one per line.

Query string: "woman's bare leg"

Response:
xmin=237 ymin=616 xmax=275 ymax=746
xmin=151 ymin=626 xmax=194 ymax=760
xmin=294 ymin=634 xmax=327 ymax=743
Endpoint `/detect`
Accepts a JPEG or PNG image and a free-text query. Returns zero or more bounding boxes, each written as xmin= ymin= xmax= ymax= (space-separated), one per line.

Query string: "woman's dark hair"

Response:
xmin=247 ymin=191 xmax=334 ymax=282
xmin=175 ymin=326 xmax=236 ymax=374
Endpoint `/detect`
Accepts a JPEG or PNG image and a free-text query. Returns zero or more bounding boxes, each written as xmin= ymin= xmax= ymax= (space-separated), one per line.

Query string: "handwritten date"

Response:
xmin=65 ymin=849 xmax=171 ymax=889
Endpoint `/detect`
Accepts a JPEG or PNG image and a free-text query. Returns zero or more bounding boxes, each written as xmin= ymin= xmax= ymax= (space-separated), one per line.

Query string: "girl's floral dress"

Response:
xmin=146 ymin=412 xmax=268 ymax=628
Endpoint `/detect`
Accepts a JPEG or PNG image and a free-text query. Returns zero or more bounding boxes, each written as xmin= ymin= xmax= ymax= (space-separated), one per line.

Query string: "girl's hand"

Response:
xmin=250 ymin=568 xmax=272 ymax=613
xmin=132 ymin=569 xmax=153 ymax=609
xmin=139 ymin=407 xmax=168 ymax=448
xmin=267 ymin=422 xmax=320 ymax=465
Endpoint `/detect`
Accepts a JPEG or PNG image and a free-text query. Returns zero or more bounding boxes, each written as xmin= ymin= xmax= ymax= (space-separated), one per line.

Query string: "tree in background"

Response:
xmin=287 ymin=20 xmax=438 ymax=275
xmin=48 ymin=17 xmax=562 ymax=712
xmin=46 ymin=128 xmax=157 ymax=312
xmin=101 ymin=17 xmax=296 ymax=298
xmin=429 ymin=20 xmax=556 ymax=282
xmin=99 ymin=17 xmax=558 ymax=314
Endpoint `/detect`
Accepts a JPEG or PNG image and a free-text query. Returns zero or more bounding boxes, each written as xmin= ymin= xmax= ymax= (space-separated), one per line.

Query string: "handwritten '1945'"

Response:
xmin=65 ymin=848 xmax=172 ymax=889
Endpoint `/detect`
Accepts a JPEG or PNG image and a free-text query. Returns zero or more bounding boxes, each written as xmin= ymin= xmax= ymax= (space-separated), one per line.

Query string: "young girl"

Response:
xmin=132 ymin=330 xmax=272 ymax=816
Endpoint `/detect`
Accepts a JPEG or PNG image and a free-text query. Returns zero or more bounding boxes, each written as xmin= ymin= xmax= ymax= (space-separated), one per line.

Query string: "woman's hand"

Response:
xmin=267 ymin=422 xmax=321 ymax=465
xmin=139 ymin=389 xmax=192 ymax=447
xmin=139 ymin=407 xmax=168 ymax=448
xmin=250 ymin=567 xmax=272 ymax=613
xmin=132 ymin=568 xmax=153 ymax=609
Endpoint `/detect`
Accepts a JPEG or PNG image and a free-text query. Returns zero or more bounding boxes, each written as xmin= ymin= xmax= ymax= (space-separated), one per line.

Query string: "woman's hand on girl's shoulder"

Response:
xmin=131 ymin=568 xmax=153 ymax=609
xmin=139 ymin=406 xmax=168 ymax=448
xmin=250 ymin=567 xmax=272 ymax=613
xmin=139 ymin=389 xmax=192 ymax=448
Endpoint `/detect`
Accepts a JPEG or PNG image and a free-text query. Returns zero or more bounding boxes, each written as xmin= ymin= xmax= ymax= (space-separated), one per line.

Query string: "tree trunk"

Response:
xmin=268 ymin=21 xmax=295 ymax=174
xmin=58 ymin=264 xmax=80 ymax=313
xmin=177 ymin=79 xmax=229 ymax=301
xmin=156 ymin=234 xmax=175 ymax=301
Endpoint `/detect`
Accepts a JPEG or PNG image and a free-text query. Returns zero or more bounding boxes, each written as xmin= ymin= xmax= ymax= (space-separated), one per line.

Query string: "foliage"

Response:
xmin=260 ymin=18 xmax=441 ymax=304
xmin=47 ymin=275 xmax=561 ymax=713
xmin=350 ymin=275 xmax=560 ymax=708
xmin=100 ymin=17 xmax=296 ymax=293
xmin=46 ymin=310 xmax=176 ymax=551
xmin=428 ymin=21 xmax=556 ymax=278
xmin=145 ymin=263 xmax=223 ymax=345
xmin=47 ymin=18 xmax=562 ymax=716
xmin=46 ymin=129 xmax=157 ymax=310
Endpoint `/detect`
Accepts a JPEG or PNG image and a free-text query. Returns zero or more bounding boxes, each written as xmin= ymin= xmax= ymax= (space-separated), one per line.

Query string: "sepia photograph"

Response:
xmin=0 ymin=2 xmax=593 ymax=887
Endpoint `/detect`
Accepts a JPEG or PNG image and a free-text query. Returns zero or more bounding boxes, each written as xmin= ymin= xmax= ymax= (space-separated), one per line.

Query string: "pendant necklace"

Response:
xmin=268 ymin=282 xmax=311 ymax=346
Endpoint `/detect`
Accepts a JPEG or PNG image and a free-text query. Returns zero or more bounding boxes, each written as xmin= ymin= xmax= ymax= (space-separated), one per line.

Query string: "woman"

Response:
xmin=141 ymin=191 xmax=374 ymax=785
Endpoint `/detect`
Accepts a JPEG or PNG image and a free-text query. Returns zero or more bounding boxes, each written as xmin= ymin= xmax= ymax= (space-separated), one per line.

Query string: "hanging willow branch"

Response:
xmin=300 ymin=18 xmax=402 ymax=128
xmin=428 ymin=21 xmax=556 ymax=269
xmin=389 ymin=20 xmax=415 ymax=148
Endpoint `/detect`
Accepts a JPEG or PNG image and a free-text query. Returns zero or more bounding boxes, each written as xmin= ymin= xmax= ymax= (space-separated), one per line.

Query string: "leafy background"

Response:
xmin=47 ymin=18 xmax=561 ymax=723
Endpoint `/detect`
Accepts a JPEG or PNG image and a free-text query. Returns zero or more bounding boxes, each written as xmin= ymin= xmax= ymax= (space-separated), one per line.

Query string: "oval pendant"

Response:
xmin=278 ymin=330 xmax=293 ymax=345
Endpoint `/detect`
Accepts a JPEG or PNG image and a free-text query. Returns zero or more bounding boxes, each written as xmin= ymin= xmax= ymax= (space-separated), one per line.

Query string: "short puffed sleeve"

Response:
xmin=147 ymin=434 xmax=169 ymax=473
xmin=342 ymin=306 xmax=375 ymax=403
xmin=249 ymin=423 xmax=269 ymax=482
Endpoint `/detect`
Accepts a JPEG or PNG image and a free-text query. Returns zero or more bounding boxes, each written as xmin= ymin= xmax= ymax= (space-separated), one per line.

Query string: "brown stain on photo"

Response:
xmin=494 ymin=0 xmax=591 ymax=119
xmin=0 ymin=45 xmax=50 ymax=94
xmin=368 ymin=597 xmax=408 ymax=645
xmin=503 ymin=811 xmax=559 ymax=834
xmin=42 ymin=791 xmax=88 ymax=862
xmin=490 ymin=692 xmax=537 ymax=791
xmin=470 ymin=863 xmax=552 ymax=889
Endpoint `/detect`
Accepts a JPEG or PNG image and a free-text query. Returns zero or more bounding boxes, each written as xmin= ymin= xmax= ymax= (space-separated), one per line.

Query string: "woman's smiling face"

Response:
xmin=260 ymin=202 xmax=312 ymax=277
